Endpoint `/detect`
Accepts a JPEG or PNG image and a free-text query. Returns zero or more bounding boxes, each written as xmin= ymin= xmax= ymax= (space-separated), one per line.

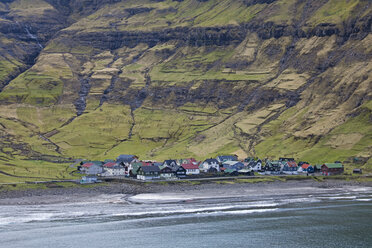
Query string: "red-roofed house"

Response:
xmin=182 ymin=163 xmax=200 ymax=175
xmin=298 ymin=163 xmax=314 ymax=173
xmin=103 ymin=162 xmax=116 ymax=168
xmin=101 ymin=162 xmax=125 ymax=177
xmin=282 ymin=161 xmax=298 ymax=175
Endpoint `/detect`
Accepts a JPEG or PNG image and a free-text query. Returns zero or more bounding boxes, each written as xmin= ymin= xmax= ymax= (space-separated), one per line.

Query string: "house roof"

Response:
xmin=222 ymin=161 xmax=243 ymax=166
xmin=287 ymin=161 xmax=298 ymax=167
xmin=116 ymin=154 xmax=137 ymax=163
xmin=301 ymin=164 xmax=312 ymax=169
xmin=160 ymin=166 xmax=173 ymax=173
xmin=130 ymin=164 xmax=141 ymax=175
xmin=103 ymin=162 xmax=116 ymax=168
xmin=217 ymin=155 xmax=237 ymax=161
xmin=182 ymin=164 xmax=200 ymax=170
xmin=82 ymin=163 xmax=95 ymax=168
xmin=91 ymin=161 xmax=103 ymax=165
xmin=141 ymin=166 xmax=160 ymax=173
xmin=323 ymin=163 xmax=343 ymax=169
xmin=141 ymin=161 xmax=153 ymax=166
xmin=180 ymin=158 xmax=197 ymax=164
xmin=164 ymin=160 xmax=177 ymax=165
xmin=269 ymin=161 xmax=282 ymax=165
xmin=104 ymin=159 xmax=115 ymax=163
xmin=204 ymin=159 xmax=219 ymax=164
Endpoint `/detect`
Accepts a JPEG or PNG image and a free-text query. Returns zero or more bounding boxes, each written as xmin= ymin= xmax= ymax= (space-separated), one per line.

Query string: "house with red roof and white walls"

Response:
xmin=101 ymin=162 xmax=125 ymax=177
xmin=182 ymin=163 xmax=200 ymax=175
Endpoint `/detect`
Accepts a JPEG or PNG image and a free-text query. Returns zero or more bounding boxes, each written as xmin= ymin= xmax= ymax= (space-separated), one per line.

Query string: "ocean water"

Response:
xmin=0 ymin=186 xmax=371 ymax=248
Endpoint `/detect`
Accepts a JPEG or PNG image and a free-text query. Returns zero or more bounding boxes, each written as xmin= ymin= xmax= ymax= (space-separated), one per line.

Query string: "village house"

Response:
xmin=159 ymin=166 xmax=177 ymax=179
xmin=263 ymin=160 xmax=281 ymax=174
xmin=182 ymin=163 xmax=200 ymax=175
xmin=100 ymin=162 xmax=125 ymax=177
xmin=116 ymin=154 xmax=139 ymax=166
xmin=162 ymin=160 xmax=178 ymax=169
xmin=222 ymin=161 xmax=244 ymax=171
xmin=137 ymin=166 xmax=160 ymax=180
xmin=247 ymin=159 xmax=262 ymax=171
xmin=80 ymin=163 xmax=103 ymax=175
xmin=173 ymin=166 xmax=187 ymax=178
xmin=126 ymin=161 xmax=151 ymax=177
xmin=282 ymin=161 xmax=298 ymax=175
xmin=200 ymin=159 xmax=220 ymax=173
xmin=127 ymin=162 xmax=142 ymax=177
xmin=314 ymin=164 xmax=322 ymax=172
xmin=216 ymin=155 xmax=238 ymax=163
xmin=298 ymin=163 xmax=314 ymax=173
xmin=321 ymin=163 xmax=344 ymax=176
xmin=179 ymin=158 xmax=199 ymax=165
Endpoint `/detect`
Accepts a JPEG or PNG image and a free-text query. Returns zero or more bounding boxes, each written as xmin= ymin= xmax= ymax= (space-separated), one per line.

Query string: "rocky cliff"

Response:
xmin=0 ymin=0 xmax=371 ymax=180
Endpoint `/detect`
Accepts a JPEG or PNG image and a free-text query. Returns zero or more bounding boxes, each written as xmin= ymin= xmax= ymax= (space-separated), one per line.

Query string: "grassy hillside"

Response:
xmin=0 ymin=0 xmax=371 ymax=182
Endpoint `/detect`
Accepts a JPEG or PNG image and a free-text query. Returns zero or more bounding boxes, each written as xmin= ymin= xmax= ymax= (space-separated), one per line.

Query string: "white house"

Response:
xmin=100 ymin=162 xmax=125 ymax=177
xmin=200 ymin=159 xmax=220 ymax=173
xmin=182 ymin=163 xmax=200 ymax=175
xmin=248 ymin=159 xmax=262 ymax=171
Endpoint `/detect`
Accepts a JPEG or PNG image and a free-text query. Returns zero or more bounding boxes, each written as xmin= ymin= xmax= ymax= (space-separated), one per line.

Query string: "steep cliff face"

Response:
xmin=0 ymin=0 xmax=371 ymax=180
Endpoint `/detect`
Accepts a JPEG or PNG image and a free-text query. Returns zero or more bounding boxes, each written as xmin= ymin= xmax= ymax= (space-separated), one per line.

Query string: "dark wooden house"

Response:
xmin=321 ymin=163 xmax=344 ymax=176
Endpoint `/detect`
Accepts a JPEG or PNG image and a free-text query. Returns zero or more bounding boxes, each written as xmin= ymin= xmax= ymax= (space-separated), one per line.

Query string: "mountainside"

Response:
xmin=0 ymin=0 xmax=371 ymax=181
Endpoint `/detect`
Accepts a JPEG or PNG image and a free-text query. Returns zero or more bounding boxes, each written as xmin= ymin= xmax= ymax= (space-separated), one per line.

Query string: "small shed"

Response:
xmin=80 ymin=176 xmax=98 ymax=184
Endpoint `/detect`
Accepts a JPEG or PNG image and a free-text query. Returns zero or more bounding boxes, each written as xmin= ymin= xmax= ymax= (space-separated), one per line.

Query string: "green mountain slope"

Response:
xmin=0 ymin=0 xmax=371 ymax=182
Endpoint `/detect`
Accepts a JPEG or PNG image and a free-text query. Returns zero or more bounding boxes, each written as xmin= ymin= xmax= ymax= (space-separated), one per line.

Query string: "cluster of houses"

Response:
xmin=262 ymin=158 xmax=344 ymax=176
xmin=78 ymin=154 xmax=346 ymax=182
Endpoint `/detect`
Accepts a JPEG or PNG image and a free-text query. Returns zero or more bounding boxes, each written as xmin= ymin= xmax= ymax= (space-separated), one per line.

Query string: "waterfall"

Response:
xmin=25 ymin=27 xmax=43 ymax=49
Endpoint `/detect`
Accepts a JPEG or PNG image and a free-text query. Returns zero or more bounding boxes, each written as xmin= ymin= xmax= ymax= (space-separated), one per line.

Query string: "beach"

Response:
xmin=1 ymin=178 xmax=371 ymax=205
xmin=0 ymin=179 xmax=372 ymax=248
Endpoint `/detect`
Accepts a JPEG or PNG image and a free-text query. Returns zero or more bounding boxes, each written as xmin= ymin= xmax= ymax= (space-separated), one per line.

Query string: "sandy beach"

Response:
xmin=0 ymin=179 xmax=371 ymax=205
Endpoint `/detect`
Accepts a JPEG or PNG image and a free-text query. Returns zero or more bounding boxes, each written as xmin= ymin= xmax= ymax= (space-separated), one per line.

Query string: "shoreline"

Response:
xmin=0 ymin=177 xmax=372 ymax=205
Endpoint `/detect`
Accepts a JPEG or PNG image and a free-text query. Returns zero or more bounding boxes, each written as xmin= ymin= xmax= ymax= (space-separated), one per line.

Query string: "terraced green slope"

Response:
xmin=0 ymin=0 xmax=371 ymax=182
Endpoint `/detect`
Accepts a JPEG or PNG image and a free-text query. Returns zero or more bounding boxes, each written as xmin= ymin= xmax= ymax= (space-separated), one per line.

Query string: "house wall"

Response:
xmin=202 ymin=162 xmax=219 ymax=172
xmin=137 ymin=175 xmax=160 ymax=180
xmin=186 ymin=169 xmax=200 ymax=175
xmin=87 ymin=165 xmax=103 ymax=175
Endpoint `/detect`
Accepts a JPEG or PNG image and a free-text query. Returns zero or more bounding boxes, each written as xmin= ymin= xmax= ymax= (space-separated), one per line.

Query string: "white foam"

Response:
xmin=195 ymin=208 xmax=279 ymax=217
xmin=224 ymin=208 xmax=278 ymax=215
xmin=355 ymin=199 xmax=372 ymax=202
xmin=112 ymin=202 xmax=279 ymax=217
xmin=0 ymin=212 xmax=55 ymax=225
xmin=319 ymin=196 xmax=357 ymax=200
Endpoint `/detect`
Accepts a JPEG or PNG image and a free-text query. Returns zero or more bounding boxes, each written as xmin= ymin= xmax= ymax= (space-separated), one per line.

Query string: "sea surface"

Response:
xmin=0 ymin=186 xmax=371 ymax=248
